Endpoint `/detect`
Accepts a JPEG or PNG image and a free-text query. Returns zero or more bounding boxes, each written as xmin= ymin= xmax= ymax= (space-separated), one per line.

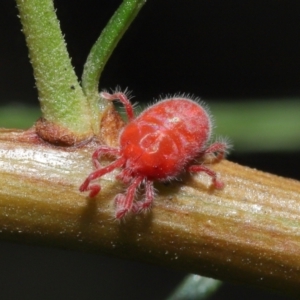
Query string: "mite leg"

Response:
xmin=188 ymin=164 xmax=224 ymax=189
xmin=80 ymin=157 xmax=126 ymax=197
xmin=116 ymin=168 xmax=133 ymax=184
xmin=132 ymin=179 xmax=155 ymax=214
xmin=100 ymin=91 xmax=135 ymax=121
xmin=92 ymin=145 xmax=120 ymax=169
xmin=204 ymin=141 xmax=229 ymax=162
xmin=115 ymin=176 xmax=143 ymax=219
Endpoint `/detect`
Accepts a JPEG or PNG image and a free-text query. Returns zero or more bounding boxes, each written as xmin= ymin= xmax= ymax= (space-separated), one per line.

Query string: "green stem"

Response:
xmin=16 ymin=0 xmax=92 ymax=141
xmin=82 ymin=0 xmax=146 ymax=131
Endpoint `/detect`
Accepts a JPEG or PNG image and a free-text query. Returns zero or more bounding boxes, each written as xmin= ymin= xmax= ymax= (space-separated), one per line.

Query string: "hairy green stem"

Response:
xmin=82 ymin=0 xmax=146 ymax=131
xmin=16 ymin=0 xmax=92 ymax=140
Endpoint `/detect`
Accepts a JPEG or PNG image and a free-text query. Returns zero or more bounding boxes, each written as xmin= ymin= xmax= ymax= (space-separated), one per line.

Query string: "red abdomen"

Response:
xmin=119 ymin=98 xmax=212 ymax=180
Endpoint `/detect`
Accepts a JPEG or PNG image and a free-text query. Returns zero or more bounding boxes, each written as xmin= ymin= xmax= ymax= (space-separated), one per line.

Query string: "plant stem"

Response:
xmin=16 ymin=0 xmax=92 ymax=141
xmin=166 ymin=275 xmax=222 ymax=300
xmin=81 ymin=0 xmax=146 ymax=131
xmin=0 ymin=130 xmax=299 ymax=297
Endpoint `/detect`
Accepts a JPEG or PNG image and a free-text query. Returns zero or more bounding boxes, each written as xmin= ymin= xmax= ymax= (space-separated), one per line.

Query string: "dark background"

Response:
xmin=0 ymin=0 xmax=299 ymax=299
xmin=2 ymin=0 xmax=300 ymax=104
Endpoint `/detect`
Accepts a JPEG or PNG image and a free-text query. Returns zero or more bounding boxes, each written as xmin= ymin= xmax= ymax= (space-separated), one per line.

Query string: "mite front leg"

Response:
xmin=80 ymin=157 xmax=126 ymax=197
xmin=92 ymin=145 xmax=120 ymax=169
xmin=100 ymin=90 xmax=135 ymax=121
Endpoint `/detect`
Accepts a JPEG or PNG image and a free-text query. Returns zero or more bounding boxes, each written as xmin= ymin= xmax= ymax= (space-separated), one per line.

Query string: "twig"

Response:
xmin=0 ymin=129 xmax=299 ymax=297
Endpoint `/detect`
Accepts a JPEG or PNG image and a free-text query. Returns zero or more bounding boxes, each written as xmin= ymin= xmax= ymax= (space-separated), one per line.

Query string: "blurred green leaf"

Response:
xmin=211 ymin=99 xmax=300 ymax=152
xmin=0 ymin=105 xmax=40 ymax=129
xmin=1 ymin=99 xmax=300 ymax=152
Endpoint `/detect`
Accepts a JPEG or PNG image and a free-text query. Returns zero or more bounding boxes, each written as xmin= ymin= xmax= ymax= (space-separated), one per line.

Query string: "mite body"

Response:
xmin=80 ymin=91 xmax=229 ymax=219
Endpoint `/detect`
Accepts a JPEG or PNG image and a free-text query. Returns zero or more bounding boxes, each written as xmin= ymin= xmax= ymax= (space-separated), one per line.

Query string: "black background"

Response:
xmin=0 ymin=1 xmax=299 ymax=299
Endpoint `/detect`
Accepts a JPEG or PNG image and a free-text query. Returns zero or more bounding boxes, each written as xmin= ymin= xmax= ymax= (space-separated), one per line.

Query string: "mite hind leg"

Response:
xmin=188 ymin=164 xmax=224 ymax=189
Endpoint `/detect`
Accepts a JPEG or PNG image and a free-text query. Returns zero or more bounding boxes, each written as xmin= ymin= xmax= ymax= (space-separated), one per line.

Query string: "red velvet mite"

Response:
xmin=80 ymin=91 xmax=229 ymax=219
